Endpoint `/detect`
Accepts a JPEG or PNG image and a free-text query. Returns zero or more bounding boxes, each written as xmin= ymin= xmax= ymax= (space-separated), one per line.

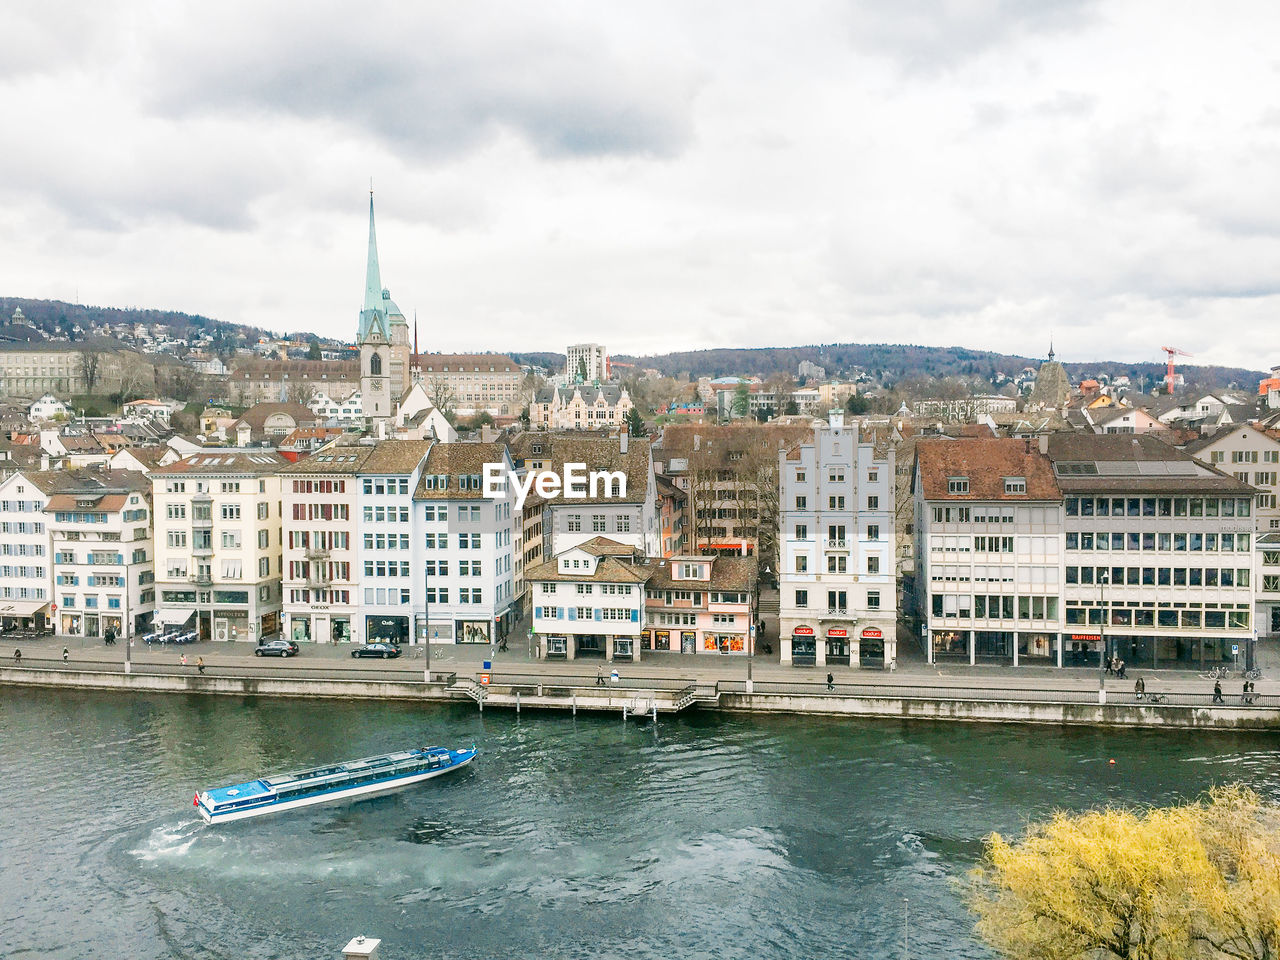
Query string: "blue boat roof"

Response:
xmin=205 ymin=779 xmax=272 ymax=805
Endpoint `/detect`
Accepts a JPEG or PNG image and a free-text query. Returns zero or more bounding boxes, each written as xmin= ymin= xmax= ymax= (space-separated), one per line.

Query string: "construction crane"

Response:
xmin=1161 ymin=345 xmax=1193 ymax=395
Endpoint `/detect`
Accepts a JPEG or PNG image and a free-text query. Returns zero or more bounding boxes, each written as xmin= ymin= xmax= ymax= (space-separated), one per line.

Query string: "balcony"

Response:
xmin=826 ymin=607 xmax=848 ymax=616
xmin=826 ymin=539 xmax=847 ymax=549
xmin=191 ymin=513 xmax=213 ymax=528
xmin=306 ymin=566 xmax=331 ymax=588
xmin=190 ymin=573 xmax=213 ymax=587
xmin=305 ymin=548 xmax=330 ymax=562
xmin=192 ymin=542 xmax=213 ymax=556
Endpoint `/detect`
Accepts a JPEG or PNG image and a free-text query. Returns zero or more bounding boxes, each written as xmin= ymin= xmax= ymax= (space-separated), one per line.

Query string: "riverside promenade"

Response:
xmin=3 ymin=630 xmax=1278 ymax=730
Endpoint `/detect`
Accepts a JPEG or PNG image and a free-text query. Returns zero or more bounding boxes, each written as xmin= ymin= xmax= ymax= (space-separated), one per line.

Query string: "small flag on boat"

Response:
xmin=193 ymin=794 xmax=198 ymax=807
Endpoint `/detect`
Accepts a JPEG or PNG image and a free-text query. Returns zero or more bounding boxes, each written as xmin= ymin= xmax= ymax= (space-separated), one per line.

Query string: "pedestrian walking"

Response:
xmin=1213 ymin=681 xmax=1224 ymax=704
xmin=595 ymin=666 xmax=604 ymax=686
xmin=1117 ymin=660 xmax=1127 ymax=680
xmin=826 ymin=672 xmax=834 ymax=691
xmin=197 ymin=656 xmax=205 ymax=674
xmin=1105 ymin=657 xmax=1114 ymax=676
xmin=62 ymin=646 xmax=69 ymax=663
xmin=13 ymin=648 xmax=20 ymax=664
xmin=1134 ymin=677 xmax=1145 ymax=700
xmin=181 ymin=654 xmax=188 ymax=667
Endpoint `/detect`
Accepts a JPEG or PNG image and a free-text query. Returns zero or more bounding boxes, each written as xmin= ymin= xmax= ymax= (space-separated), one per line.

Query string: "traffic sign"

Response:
xmin=1232 ymin=644 xmax=1239 ymax=656
xmin=480 ymin=673 xmax=491 ymax=685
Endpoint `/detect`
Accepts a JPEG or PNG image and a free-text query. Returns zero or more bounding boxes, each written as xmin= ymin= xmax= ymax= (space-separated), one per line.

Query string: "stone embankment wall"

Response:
xmin=4 ymin=668 xmax=1278 ymax=731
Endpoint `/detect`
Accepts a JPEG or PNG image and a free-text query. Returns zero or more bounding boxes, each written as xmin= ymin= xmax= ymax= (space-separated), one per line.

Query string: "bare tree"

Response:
xmin=79 ymin=349 xmax=104 ymax=394
xmin=428 ymin=376 xmax=457 ymax=418
xmin=288 ymin=381 xmax=318 ymax=406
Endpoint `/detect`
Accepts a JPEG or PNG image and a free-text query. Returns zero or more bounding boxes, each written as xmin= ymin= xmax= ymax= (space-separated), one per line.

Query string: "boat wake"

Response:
xmin=131 ymin=819 xmax=209 ymax=862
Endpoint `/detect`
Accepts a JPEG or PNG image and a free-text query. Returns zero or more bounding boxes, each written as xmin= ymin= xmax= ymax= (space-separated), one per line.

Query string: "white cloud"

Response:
xmin=0 ymin=0 xmax=1277 ymax=370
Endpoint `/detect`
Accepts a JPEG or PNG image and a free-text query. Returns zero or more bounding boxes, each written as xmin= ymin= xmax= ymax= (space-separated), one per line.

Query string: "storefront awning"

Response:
xmin=0 ymin=599 xmax=49 ymax=617
xmin=156 ymin=607 xmax=196 ymax=625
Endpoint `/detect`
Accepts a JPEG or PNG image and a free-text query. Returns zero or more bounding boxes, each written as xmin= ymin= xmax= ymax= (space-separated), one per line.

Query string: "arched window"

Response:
xmin=369 ymin=353 xmax=382 ymax=376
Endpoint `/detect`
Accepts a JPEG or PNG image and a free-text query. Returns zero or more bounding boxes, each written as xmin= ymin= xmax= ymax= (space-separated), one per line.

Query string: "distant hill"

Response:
xmin=0 ymin=297 xmax=271 ymax=345
xmin=609 ymin=342 xmax=1266 ymax=393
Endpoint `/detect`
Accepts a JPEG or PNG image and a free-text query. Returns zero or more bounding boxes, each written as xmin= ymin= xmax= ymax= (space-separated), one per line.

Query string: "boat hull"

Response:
xmin=197 ymin=749 xmax=475 ymax=825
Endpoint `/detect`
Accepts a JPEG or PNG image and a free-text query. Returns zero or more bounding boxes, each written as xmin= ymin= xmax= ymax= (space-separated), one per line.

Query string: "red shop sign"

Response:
xmin=861 ymin=627 xmax=884 ymax=639
xmin=826 ymin=628 xmax=848 ymax=638
xmin=792 ymin=626 xmax=815 ymax=636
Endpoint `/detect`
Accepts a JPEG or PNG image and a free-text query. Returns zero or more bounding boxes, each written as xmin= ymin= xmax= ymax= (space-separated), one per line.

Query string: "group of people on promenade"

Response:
xmin=1105 ymin=656 xmax=1128 ymax=679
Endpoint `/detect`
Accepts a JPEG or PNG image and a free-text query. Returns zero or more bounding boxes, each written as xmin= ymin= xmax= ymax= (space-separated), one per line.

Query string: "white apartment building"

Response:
xmin=511 ymin=433 xmax=660 ymax=558
xmin=281 ymin=444 xmax=373 ymax=644
xmin=528 ymin=538 xmax=647 ymax=660
xmin=48 ymin=471 xmax=154 ymax=639
xmin=0 ymin=470 xmax=58 ymax=629
xmin=355 ymin=440 xmax=433 ymax=645
xmin=1185 ymin=424 xmax=1280 ymax=640
xmin=913 ymin=437 xmax=1064 ymax=666
xmin=151 ymin=453 xmax=286 ymax=643
xmin=1049 ymin=434 xmax=1259 ymax=671
xmin=778 ymin=412 xmax=896 ymax=667
xmin=413 ymin=442 xmax=517 ymax=645
xmin=566 ymin=343 xmax=608 ymax=383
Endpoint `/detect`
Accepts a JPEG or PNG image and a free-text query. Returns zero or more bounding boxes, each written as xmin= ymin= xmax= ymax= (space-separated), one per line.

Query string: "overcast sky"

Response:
xmin=2 ymin=1 xmax=1278 ymax=370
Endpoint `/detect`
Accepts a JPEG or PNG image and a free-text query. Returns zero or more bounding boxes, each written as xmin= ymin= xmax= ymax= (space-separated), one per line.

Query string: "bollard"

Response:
xmin=652 ymin=701 xmax=657 ymax=722
xmin=623 ymin=705 xmax=628 ymax=721
xmin=516 ymin=690 xmax=520 ymax=714
xmin=572 ymin=691 xmax=577 ymax=715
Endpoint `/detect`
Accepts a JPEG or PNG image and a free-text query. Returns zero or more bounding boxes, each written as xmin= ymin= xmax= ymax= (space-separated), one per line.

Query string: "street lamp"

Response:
xmin=1098 ymin=569 xmax=1109 ymax=705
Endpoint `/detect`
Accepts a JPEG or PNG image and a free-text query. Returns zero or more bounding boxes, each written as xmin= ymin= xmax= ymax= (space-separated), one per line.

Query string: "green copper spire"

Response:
xmin=364 ymin=191 xmax=383 ymax=314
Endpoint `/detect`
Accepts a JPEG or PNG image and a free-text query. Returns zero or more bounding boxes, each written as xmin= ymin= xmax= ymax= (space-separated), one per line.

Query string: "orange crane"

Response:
xmin=1161 ymin=346 xmax=1193 ymax=395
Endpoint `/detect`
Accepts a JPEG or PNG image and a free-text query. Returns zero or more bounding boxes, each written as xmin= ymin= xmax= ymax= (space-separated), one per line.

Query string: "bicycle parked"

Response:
xmin=1205 ymin=665 xmax=1262 ymax=681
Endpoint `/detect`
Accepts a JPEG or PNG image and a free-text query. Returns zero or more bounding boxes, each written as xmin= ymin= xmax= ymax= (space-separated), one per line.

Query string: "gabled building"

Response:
xmin=0 ymin=469 xmax=67 ymax=629
xmin=48 ymin=471 xmax=154 ymax=639
xmin=531 ymin=382 xmax=634 ymax=431
xmin=151 ymin=452 xmax=287 ymax=642
xmin=779 ymin=412 xmax=896 ymax=667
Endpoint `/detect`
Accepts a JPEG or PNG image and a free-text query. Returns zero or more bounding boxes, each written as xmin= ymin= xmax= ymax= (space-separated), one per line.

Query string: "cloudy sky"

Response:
xmin=2 ymin=1 xmax=1278 ymax=369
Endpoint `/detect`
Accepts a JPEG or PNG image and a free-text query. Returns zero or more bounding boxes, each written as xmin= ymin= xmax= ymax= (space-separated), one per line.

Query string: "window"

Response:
xmin=947 ymin=477 xmax=969 ymax=495
xmin=867 ymin=590 xmax=880 ymax=610
xmin=795 ymin=589 xmax=808 ymax=608
xmin=795 ymin=496 xmax=807 ymax=509
xmin=220 ymin=504 xmax=241 ymax=520
xmin=867 ymin=556 xmax=880 ymax=574
xmin=1003 ymin=477 xmax=1026 ymax=495
xmin=867 ymin=525 xmax=880 ymax=541
xmin=795 ymin=555 xmax=807 ymax=573
xmin=867 ymin=496 xmax=879 ymax=510
xmin=795 ymin=524 xmax=808 ymax=540
xmin=567 ymin=515 xmax=582 ymax=532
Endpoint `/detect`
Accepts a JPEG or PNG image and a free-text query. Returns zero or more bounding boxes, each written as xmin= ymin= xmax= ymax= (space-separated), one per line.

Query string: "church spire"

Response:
xmin=1047 ymin=335 xmax=1056 ymax=363
xmin=364 ymin=190 xmax=383 ymax=314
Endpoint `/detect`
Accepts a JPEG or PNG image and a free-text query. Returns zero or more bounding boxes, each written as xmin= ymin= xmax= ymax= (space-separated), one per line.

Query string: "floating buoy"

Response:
xmin=1108 ymin=759 xmax=1116 ymax=766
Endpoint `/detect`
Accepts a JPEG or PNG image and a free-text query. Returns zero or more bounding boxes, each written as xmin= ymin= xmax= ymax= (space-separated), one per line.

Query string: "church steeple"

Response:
xmin=1047 ymin=336 xmax=1056 ymax=362
xmin=364 ymin=191 xmax=383 ymax=315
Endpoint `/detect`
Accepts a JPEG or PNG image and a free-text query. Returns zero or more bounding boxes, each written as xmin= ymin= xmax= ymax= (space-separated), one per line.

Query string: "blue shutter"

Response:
xmin=630 ymin=609 xmax=639 ymax=622
xmin=594 ymin=609 xmax=602 ymax=621
xmin=568 ymin=608 xmax=576 ymax=621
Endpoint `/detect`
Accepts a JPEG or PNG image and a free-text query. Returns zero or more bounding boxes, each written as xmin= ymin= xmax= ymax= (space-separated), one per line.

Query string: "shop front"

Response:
xmin=681 ymin=630 xmax=696 ymax=654
xmin=544 ymin=635 xmax=569 ymax=659
xmin=1066 ymin=632 xmax=1103 ymax=667
xmin=613 ymin=636 xmax=635 ymax=661
xmin=975 ymin=631 xmax=1014 ymax=662
xmin=457 ymin=619 xmax=491 ymax=644
xmin=790 ymin=625 xmax=817 ymax=666
xmin=931 ymin=628 xmax=969 ymax=662
xmin=366 ymin=615 xmax=409 ymax=645
xmin=260 ymin=610 xmax=280 ymax=639
xmin=1017 ymin=631 xmax=1056 ymax=665
xmin=825 ymin=627 xmax=850 ymax=666
xmin=857 ymin=626 xmax=883 ymax=666
xmin=653 ymin=629 xmax=671 ymax=651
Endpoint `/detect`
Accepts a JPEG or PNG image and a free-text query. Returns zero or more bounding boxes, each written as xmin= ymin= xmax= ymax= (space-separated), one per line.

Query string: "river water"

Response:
xmin=2 ymin=689 xmax=1278 ymax=960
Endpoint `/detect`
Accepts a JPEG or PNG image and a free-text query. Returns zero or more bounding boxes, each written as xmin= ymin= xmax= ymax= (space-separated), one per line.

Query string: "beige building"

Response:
xmin=151 ymin=452 xmax=287 ymax=642
xmin=0 ymin=339 xmax=156 ymax=399
xmin=413 ymin=353 xmax=522 ymax=416
xmin=531 ymin=382 xmax=634 ymax=430
xmin=229 ymin=358 xmax=360 ymax=405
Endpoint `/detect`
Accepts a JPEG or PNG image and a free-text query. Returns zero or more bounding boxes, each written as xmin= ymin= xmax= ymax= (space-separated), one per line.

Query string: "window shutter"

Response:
xmin=568 ymin=608 xmax=576 ymax=621
xmin=594 ymin=609 xmax=602 ymax=621
xmin=631 ymin=609 xmax=639 ymax=622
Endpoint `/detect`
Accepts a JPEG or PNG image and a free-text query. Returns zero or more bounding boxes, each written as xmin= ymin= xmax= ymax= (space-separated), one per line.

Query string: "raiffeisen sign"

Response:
xmin=483 ymin=462 xmax=626 ymax=510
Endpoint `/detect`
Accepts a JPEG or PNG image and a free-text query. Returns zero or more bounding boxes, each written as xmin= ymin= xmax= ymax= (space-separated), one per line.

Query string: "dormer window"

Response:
xmin=947 ymin=477 xmax=970 ymax=495
xmin=1004 ymin=477 xmax=1026 ymax=495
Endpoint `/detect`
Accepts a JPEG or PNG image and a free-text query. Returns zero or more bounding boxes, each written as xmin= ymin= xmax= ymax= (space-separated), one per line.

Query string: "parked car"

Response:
xmin=351 ymin=642 xmax=401 ymax=659
xmin=256 ymin=639 xmax=300 ymax=657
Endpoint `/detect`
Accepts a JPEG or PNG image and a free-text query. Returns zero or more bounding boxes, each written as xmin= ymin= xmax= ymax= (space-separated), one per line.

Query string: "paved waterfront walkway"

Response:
xmin=6 ymin=630 xmax=1274 ymax=704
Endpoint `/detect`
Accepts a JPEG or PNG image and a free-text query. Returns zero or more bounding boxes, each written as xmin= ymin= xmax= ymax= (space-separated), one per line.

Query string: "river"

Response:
xmin=2 ymin=688 xmax=1278 ymax=959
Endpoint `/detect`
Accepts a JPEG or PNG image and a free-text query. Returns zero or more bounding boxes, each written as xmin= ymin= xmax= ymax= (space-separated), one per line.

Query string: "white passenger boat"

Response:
xmin=194 ymin=745 xmax=477 ymax=824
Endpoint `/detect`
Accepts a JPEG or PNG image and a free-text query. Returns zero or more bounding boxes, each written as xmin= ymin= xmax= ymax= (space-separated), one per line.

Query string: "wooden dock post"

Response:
xmin=572 ymin=692 xmax=577 ymax=716
xmin=516 ymin=690 xmax=520 ymax=714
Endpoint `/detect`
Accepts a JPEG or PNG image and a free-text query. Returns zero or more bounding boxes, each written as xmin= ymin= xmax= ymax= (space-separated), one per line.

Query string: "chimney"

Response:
xmin=1024 ymin=438 xmax=1031 ymax=454
xmin=1038 ymin=434 xmax=1049 ymax=455
xmin=619 ymin=425 xmax=629 ymax=454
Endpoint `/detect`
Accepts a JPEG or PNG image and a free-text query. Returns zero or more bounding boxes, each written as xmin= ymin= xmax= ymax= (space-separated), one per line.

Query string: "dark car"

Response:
xmin=255 ymin=639 xmax=300 ymax=657
xmin=351 ymin=642 xmax=401 ymax=659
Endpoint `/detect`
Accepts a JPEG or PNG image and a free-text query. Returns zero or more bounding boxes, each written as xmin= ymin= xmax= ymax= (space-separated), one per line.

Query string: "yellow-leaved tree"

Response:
xmin=967 ymin=785 xmax=1280 ymax=960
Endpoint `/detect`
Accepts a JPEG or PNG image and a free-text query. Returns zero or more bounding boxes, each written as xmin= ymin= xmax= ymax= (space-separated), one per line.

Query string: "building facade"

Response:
xmin=413 ymin=442 xmax=517 ymax=645
xmin=412 ymin=354 xmax=522 ymax=417
xmin=531 ymin=382 xmax=634 ymax=430
xmin=566 ymin=343 xmax=608 ymax=383
xmin=778 ymin=412 xmax=896 ymax=667
xmin=151 ymin=453 xmax=286 ymax=643
xmin=0 ymin=470 xmax=58 ymax=629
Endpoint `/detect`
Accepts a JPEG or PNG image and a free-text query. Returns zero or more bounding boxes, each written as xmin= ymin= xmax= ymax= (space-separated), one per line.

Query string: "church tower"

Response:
xmin=357 ymin=192 xmax=411 ymax=430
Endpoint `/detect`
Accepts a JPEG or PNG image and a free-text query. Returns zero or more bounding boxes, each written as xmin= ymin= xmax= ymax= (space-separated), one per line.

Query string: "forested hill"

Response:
xmin=608 ymin=343 xmax=1266 ymax=391
xmin=0 ymin=297 xmax=270 ymax=344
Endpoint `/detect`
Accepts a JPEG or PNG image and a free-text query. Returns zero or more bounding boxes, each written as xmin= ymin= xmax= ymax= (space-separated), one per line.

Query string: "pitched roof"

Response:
xmin=508 ymin=434 xmax=651 ymax=504
xmin=413 ymin=442 xmax=510 ymax=500
xmin=522 ymin=554 xmax=652 ymax=584
xmin=152 ymin=451 xmax=287 ymax=476
xmin=915 ymin=437 xmax=1061 ymax=501
xmin=637 ymin=554 xmax=758 ymax=592
xmin=358 ymin=440 xmax=433 ymax=475
xmin=1045 ymin=433 xmax=1254 ymax=494
xmin=237 ymin=402 xmax=318 ymax=432
xmin=412 ymin=353 xmax=520 ymax=373
xmin=279 ymin=443 xmax=376 ymax=474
